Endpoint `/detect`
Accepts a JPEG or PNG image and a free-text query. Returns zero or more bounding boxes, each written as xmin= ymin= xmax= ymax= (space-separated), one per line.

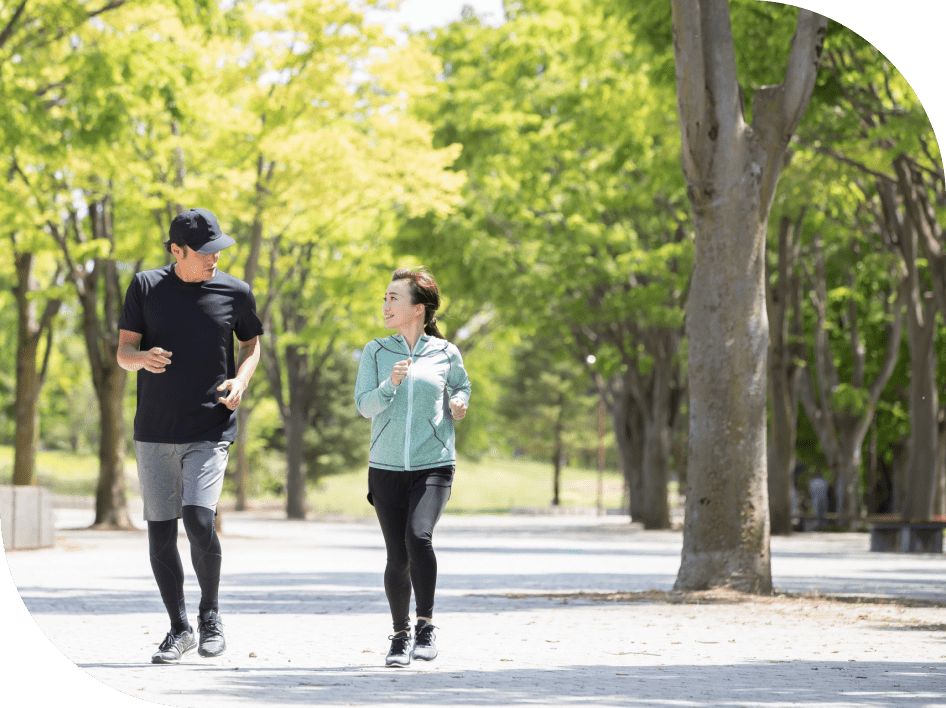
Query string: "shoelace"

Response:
xmin=200 ymin=616 xmax=224 ymax=639
xmin=415 ymin=624 xmax=436 ymax=646
xmin=388 ymin=633 xmax=411 ymax=654
xmin=158 ymin=631 xmax=185 ymax=653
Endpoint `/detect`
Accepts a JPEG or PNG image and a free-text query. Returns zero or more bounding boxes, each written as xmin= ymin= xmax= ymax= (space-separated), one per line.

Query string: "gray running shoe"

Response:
xmin=411 ymin=621 xmax=438 ymax=661
xmin=151 ymin=628 xmax=196 ymax=664
xmin=385 ymin=631 xmax=412 ymax=667
xmin=197 ymin=610 xmax=226 ymax=657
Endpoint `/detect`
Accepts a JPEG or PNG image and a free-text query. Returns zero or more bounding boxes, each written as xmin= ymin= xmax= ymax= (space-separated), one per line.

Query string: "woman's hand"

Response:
xmin=391 ymin=358 xmax=412 ymax=386
xmin=449 ymin=398 xmax=467 ymax=420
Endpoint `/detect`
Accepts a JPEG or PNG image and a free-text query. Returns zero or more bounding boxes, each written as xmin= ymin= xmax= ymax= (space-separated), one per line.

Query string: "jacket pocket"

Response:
xmin=370 ymin=420 xmax=391 ymax=450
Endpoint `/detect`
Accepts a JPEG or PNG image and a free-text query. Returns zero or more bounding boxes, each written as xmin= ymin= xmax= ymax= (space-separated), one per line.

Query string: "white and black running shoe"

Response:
xmin=197 ymin=610 xmax=226 ymax=657
xmin=411 ymin=621 xmax=438 ymax=661
xmin=151 ymin=628 xmax=197 ymax=664
xmin=385 ymin=631 xmax=412 ymax=667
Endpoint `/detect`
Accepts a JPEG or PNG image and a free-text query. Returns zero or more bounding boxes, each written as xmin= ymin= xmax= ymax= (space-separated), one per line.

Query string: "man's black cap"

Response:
xmin=166 ymin=208 xmax=236 ymax=254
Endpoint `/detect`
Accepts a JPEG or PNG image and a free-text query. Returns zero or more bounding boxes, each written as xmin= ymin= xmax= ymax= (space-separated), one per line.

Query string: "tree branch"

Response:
xmin=0 ymin=0 xmax=29 ymax=53
xmin=794 ymin=138 xmax=894 ymax=182
xmin=669 ymin=0 xmax=709 ymax=180
xmin=773 ymin=9 xmax=828 ymax=137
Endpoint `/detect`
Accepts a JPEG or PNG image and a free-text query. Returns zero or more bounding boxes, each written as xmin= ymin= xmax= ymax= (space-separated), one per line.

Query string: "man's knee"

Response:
xmin=182 ymin=505 xmax=216 ymax=544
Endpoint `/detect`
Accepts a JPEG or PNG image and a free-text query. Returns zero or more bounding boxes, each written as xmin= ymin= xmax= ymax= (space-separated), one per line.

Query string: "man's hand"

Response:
xmin=391 ymin=358 xmax=411 ymax=386
xmin=217 ymin=378 xmax=248 ymax=410
xmin=449 ymin=397 xmax=467 ymax=420
xmin=142 ymin=347 xmax=172 ymax=374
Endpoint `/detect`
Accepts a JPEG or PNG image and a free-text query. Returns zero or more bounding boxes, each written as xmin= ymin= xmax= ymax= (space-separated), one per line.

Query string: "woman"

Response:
xmin=354 ymin=267 xmax=471 ymax=667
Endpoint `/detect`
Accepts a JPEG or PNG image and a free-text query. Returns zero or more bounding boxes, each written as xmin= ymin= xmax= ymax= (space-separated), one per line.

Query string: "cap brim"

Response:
xmin=193 ymin=233 xmax=236 ymax=254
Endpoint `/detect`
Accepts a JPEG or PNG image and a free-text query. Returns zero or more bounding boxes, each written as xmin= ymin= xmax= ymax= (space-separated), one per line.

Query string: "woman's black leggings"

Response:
xmin=368 ymin=466 xmax=453 ymax=633
xmin=147 ymin=505 xmax=221 ymax=632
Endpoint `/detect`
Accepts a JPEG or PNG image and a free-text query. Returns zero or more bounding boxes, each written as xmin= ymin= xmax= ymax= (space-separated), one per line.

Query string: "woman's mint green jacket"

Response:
xmin=354 ymin=334 xmax=472 ymax=471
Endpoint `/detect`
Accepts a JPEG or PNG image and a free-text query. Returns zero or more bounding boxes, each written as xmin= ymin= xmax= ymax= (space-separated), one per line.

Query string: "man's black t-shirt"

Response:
xmin=118 ymin=264 xmax=265 ymax=444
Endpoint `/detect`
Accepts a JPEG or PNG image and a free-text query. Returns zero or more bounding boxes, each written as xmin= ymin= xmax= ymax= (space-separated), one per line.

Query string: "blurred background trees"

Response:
xmin=1 ymin=0 xmax=943 ymax=569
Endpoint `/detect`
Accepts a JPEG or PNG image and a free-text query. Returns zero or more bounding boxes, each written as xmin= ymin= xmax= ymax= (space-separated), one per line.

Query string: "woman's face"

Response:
xmin=383 ymin=279 xmax=423 ymax=330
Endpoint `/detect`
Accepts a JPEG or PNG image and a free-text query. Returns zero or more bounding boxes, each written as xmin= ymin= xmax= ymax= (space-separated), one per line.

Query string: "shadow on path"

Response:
xmin=76 ymin=661 xmax=946 ymax=706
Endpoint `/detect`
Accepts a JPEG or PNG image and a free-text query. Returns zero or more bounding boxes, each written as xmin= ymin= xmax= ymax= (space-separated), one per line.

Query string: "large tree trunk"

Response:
xmin=834 ymin=441 xmax=862 ymax=522
xmin=670 ymin=2 xmax=826 ymax=592
xmin=12 ymin=250 xmax=61 ymax=486
xmin=12 ymin=343 xmax=42 ymax=487
xmin=678 ymin=193 xmax=772 ymax=591
xmin=94 ymin=365 xmax=131 ymax=527
xmin=641 ymin=347 xmax=673 ymax=530
xmin=902 ymin=322 xmax=938 ymax=520
xmin=610 ymin=379 xmax=643 ymax=520
xmin=874 ymin=160 xmax=940 ymax=521
xmin=51 ymin=201 xmax=134 ymax=528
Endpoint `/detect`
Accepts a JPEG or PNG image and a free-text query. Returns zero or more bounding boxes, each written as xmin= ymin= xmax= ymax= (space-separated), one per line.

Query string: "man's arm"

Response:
xmin=117 ymin=329 xmax=172 ymax=373
xmin=217 ymin=336 xmax=261 ymax=410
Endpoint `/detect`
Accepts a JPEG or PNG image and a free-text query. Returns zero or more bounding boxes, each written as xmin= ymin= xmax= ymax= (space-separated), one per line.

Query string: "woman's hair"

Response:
xmin=391 ymin=267 xmax=445 ymax=339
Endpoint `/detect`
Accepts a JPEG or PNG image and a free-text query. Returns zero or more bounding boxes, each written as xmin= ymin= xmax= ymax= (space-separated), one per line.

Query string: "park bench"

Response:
xmin=796 ymin=512 xmax=946 ymax=553
xmin=868 ymin=515 xmax=946 ymax=553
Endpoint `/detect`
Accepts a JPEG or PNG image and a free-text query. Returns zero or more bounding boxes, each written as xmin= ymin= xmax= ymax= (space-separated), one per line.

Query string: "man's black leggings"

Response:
xmin=147 ymin=505 xmax=221 ymax=633
xmin=368 ymin=466 xmax=453 ymax=633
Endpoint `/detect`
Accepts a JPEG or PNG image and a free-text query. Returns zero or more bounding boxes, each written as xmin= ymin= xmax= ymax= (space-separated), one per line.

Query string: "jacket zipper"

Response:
xmin=403 ymin=336 xmax=421 ymax=470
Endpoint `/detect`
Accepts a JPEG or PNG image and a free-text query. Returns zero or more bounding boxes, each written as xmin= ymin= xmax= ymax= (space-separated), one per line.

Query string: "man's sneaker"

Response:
xmin=385 ymin=631 xmax=412 ymax=667
xmin=151 ymin=628 xmax=196 ymax=664
xmin=197 ymin=610 xmax=226 ymax=657
xmin=411 ymin=620 xmax=438 ymax=661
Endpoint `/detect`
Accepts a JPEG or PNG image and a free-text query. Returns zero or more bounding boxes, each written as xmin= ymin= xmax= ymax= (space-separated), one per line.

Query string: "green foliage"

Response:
xmin=0 ymin=0 xmax=940 ymax=517
xmin=497 ymin=334 xmax=610 ymax=466
xmin=402 ymin=0 xmax=690 ymax=403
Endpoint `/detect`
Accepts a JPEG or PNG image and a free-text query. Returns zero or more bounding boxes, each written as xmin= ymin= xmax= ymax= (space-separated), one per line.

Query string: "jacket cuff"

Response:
xmin=379 ymin=377 xmax=397 ymax=399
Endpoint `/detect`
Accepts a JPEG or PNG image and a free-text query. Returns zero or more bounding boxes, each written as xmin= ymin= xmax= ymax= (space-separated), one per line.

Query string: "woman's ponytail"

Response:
xmin=391 ymin=267 xmax=446 ymax=341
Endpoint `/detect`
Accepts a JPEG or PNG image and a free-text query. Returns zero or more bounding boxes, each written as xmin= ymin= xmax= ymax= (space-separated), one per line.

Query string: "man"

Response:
xmin=117 ymin=208 xmax=264 ymax=664
xmin=808 ymin=469 xmax=829 ymax=531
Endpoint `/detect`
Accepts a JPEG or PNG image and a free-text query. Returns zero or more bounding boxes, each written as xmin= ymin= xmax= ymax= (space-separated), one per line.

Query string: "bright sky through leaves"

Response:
xmin=365 ymin=0 xmax=505 ymax=36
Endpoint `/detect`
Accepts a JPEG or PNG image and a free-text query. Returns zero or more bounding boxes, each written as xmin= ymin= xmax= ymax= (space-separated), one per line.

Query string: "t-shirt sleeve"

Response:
xmin=234 ymin=289 xmax=265 ymax=342
xmin=117 ymin=275 xmax=144 ymax=333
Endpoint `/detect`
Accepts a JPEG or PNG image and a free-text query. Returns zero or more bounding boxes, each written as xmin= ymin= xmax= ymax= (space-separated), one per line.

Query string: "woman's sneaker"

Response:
xmin=197 ymin=610 xmax=226 ymax=657
xmin=385 ymin=631 xmax=412 ymax=667
xmin=151 ymin=628 xmax=196 ymax=664
xmin=411 ymin=621 xmax=437 ymax=661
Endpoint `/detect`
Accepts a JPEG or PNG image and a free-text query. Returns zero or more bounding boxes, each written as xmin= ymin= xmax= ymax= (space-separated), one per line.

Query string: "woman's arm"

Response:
xmin=354 ymin=342 xmax=399 ymax=418
xmin=446 ymin=345 xmax=472 ymax=420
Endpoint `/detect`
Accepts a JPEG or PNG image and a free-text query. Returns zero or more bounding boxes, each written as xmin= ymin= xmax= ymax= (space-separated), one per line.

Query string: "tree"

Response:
xmin=498 ymin=335 xmax=600 ymax=506
xmin=669 ymin=1 xmax=827 ymax=592
xmin=8 ymin=243 xmax=62 ymax=486
xmin=2 ymin=2 xmax=214 ymax=525
xmin=765 ymin=212 xmax=806 ymax=534
xmin=793 ymin=26 xmax=944 ymax=522
xmin=405 ymin=0 xmax=690 ymax=527
xmin=797 ymin=232 xmax=905 ymax=524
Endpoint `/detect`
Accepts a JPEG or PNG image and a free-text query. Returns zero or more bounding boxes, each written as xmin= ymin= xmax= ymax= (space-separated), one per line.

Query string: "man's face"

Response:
xmin=171 ymin=244 xmax=220 ymax=282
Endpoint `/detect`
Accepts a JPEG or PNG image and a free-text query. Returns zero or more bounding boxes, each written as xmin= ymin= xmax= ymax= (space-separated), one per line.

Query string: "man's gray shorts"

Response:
xmin=134 ymin=440 xmax=230 ymax=522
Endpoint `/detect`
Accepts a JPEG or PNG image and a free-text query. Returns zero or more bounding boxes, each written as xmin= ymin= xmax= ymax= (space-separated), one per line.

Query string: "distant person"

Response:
xmin=808 ymin=469 xmax=829 ymax=530
xmin=354 ymin=267 xmax=471 ymax=667
xmin=117 ymin=208 xmax=264 ymax=664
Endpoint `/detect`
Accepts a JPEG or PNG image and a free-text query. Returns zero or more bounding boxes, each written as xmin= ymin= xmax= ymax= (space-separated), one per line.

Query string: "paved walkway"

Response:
xmin=3 ymin=508 xmax=946 ymax=707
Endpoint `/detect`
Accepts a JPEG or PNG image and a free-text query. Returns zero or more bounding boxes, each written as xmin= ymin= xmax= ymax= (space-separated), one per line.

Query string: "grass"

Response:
xmin=306 ymin=456 xmax=626 ymax=516
xmin=0 ymin=445 xmax=125 ymax=496
xmin=0 ymin=446 xmax=626 ymax=516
